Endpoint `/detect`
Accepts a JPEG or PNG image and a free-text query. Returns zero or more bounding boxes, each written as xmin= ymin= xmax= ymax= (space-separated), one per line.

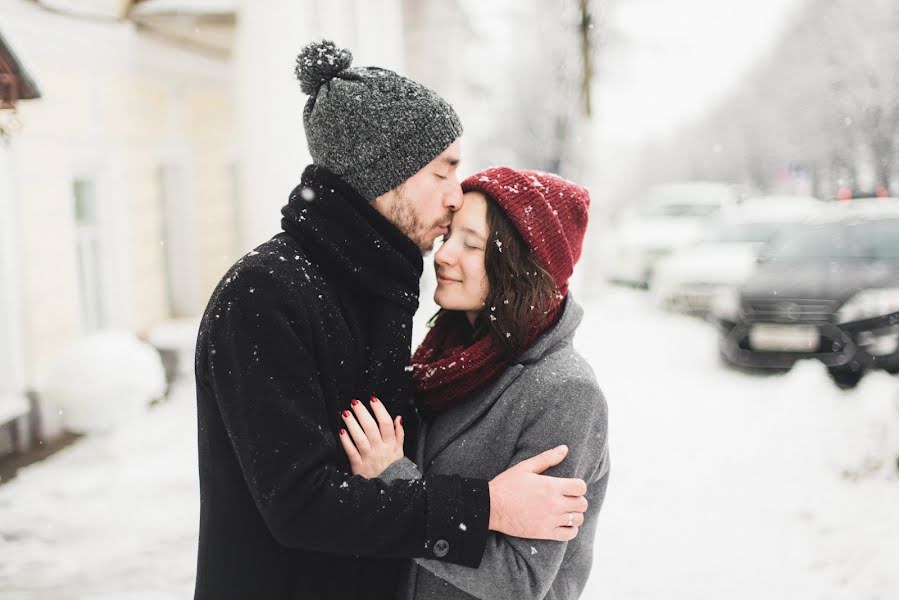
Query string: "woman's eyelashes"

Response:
xmin=443 ymin=229 xmax=483 ymax=250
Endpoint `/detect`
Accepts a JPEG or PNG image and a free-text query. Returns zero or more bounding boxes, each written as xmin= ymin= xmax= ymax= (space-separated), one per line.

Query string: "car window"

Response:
xmin=858 ymin=219 xmax=899 ymax=259
xmin=765 ymin=219 xmax=899 ymax=261
xmin=647 ymin=185 xmax=735 ymax=206
xmin=640 ymin=203 xmax=721 ymax=218
xmin=701 ymin=221 xmax=785 ymax=243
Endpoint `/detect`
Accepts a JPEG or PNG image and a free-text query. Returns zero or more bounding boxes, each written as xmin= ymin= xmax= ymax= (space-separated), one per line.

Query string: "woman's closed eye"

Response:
xmin=442 ymin=228 xmax=483 ymax=250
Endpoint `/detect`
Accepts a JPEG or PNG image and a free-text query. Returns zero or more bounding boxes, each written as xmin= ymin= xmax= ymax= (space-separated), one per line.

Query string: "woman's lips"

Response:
xmin=437 ymin=275 xmax=460 ymax=285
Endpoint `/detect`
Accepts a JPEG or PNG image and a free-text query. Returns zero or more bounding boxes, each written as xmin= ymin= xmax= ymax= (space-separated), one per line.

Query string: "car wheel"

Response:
xmin=827 ymin=366 xmax=864 ymax=389
xmin=881 ymin=352 xmax=899 ymax=375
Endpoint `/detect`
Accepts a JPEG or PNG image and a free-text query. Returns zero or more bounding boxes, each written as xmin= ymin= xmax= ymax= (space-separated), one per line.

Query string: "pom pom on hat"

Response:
xmin=293 ymin=39 xmax=463 ymax=201
xmin=295 ymin=39 xmax=353 ymax=95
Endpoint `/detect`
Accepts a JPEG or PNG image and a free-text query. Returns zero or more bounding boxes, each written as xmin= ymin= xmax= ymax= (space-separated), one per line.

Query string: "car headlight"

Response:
xmin=837 ymin=288 xmax=899 ymax=323
xmin=712 ymin=287 xmax=741 ymax=321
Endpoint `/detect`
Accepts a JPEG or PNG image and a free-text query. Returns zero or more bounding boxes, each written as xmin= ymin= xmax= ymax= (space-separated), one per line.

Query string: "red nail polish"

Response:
xmin=351 ymin=399 xmax=359 ymax=406
xmin=399 ymin=416 xmax=403 ymax=426
xmin=342 ymin=410 xmax=350 ymax=418
xmin=370 ymin=396 xmax=379 ymax=404
xmin=339 ymin=429 xmax=346 ymax=436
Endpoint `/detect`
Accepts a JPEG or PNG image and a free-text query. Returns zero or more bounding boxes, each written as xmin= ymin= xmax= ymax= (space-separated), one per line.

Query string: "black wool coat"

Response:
xmin=193 ymin=166 xmax=490 ymax=600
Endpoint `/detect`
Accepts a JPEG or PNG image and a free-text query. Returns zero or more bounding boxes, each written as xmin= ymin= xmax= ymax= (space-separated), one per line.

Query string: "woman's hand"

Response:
xmin=338 ymin=395 xmax=405 ymax=479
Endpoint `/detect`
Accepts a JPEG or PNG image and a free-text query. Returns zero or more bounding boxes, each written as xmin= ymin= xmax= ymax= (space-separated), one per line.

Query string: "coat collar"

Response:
xmin=517 ymin=293 xmax=583 ymax=364
xmin=421 ymin=294 xmax=584 ymax=466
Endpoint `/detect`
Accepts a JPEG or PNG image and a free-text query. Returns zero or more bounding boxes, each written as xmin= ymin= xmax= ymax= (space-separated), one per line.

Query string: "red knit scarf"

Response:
xmin=410 ymin=300 xmax=564 ymax=415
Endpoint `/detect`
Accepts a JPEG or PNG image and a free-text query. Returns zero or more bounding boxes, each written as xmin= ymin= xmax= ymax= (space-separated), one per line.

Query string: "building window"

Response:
xmin=73 ymin=177 xmax=105 ymax=332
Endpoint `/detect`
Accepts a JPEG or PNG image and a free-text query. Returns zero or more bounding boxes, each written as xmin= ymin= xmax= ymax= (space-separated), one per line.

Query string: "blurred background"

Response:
xmin=0 ymin=0 xmax=897 ymax=598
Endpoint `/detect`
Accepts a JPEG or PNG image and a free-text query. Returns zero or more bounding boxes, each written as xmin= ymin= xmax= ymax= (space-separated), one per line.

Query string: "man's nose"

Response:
xmin=445 ymin=182 xmax=463 ymax=212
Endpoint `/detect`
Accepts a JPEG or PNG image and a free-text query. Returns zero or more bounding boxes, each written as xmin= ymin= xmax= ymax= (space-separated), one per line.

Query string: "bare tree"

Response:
xmin=637 ymin=0 xmax=898 ymax=197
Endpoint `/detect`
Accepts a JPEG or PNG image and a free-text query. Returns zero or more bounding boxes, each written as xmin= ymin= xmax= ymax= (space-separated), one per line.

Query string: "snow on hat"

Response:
xmin=295 ymin=39 xmax=463 ymax=201
xmin=462 ymin=167 xmax=590 ymax=295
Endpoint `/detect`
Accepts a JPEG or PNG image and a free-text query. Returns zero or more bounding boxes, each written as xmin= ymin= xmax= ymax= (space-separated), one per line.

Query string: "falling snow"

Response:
xmin=0 ymin=287 xmax=896 ymax=599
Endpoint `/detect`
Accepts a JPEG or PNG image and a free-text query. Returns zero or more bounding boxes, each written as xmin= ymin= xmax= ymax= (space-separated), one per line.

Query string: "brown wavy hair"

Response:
xmin=432 ymin=193 xmax=560 ymax=356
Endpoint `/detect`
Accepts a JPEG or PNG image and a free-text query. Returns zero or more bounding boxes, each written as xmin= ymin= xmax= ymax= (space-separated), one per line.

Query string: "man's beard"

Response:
xmin=386 ymin=188 xmax=450 ymax=255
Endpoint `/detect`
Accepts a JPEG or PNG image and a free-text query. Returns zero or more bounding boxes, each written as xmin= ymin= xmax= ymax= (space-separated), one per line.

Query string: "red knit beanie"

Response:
xmin=461 ymin=166 xmax=590 ymax=296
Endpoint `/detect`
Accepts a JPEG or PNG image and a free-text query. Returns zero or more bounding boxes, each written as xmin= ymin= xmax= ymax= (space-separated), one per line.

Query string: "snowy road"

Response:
xmin=1 ymin=286 xmax=897 ymax=599
xmin=580 ymin=288 xmax=899 ymax=599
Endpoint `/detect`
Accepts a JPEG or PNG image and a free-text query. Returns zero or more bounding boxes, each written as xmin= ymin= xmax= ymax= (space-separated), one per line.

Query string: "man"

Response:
xmin=194 ymin=40 xmax=589 ymax=600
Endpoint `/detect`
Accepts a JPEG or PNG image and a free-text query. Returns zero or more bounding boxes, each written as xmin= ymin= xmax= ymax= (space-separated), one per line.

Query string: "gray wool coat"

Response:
xmin=381 ymin=296 xmax=610 ymax=600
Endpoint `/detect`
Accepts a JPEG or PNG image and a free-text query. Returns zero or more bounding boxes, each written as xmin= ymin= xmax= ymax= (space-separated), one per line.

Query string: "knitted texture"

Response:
xmin=295 ymin=39 xmax=463 ymax=201
xmin=411 ymin=167 xmax=589 ymax=414
xmin=461 ymin=167 xmax=590 ymax=296
xmin=411 ymin=302 xmax=563 ymax=415
xmin=281 ymin=165 xmax=423 ymax=414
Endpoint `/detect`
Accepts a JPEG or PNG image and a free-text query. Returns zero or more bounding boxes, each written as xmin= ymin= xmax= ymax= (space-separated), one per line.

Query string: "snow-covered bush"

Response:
xmin=42 ymin=331 xmax=166 ymax=434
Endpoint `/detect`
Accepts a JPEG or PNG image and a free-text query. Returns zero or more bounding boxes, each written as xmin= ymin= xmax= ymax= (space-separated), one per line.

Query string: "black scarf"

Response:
xmin=281 ymin=165 xmax=423 ymax=411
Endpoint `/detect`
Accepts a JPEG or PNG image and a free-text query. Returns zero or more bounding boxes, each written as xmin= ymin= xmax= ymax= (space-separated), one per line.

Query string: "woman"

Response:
xmin=339 ymin=166 xmax=609 ymax=600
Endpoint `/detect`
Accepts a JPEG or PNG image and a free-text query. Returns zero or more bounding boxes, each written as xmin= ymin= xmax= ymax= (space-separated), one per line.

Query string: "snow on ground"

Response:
xmin=42 ymin=331 xmax=167 ymax=435
xmin=580 ymin=287 xmax=899 ymax=600
xmin=0 ymin=286 xmax=897 ymax=599
xmin=0 ymin=384 xmax=199 ymax=600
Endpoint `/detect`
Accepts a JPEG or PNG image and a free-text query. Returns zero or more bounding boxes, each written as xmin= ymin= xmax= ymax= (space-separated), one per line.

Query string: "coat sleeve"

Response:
xmin=380 ymin=457 xmax=424 ymax=482
xmin=199 ymin=269 xmax=489 ymax=566
xmin=412 ymin=375 xmax=609 ymax=600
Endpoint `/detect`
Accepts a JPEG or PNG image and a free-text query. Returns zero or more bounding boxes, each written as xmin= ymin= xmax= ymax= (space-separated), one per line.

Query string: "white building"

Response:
xmin=0 ymin=0 xmax=239 ymax=454
xmin=0 ymin=0 xmax=433 ymax=458
xmin=0 ymin=0 xmax=587 ymax=458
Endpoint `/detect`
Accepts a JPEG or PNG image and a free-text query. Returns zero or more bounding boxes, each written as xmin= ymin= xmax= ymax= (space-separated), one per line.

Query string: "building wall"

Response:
xmin=0 ymin=143 xmax=26 ymax=399
xmin=1 ymin=1 xmax=237 ymax=390
xmin=233 ymin=0 xmax=405 ymax=249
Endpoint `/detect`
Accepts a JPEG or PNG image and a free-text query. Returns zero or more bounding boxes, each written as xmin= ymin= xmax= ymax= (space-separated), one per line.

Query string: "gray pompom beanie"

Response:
xmin=295 ymin=39 xmax=463 ymax=201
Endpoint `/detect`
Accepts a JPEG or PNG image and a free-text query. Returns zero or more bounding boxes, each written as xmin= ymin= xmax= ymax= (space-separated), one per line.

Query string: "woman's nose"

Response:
xmin=434 ymin=239 xmax=454 ymax=266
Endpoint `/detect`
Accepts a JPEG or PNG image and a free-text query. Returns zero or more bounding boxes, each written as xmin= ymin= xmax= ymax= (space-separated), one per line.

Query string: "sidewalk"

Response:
xmin=0 ymin=381 xmax=199 ymax=599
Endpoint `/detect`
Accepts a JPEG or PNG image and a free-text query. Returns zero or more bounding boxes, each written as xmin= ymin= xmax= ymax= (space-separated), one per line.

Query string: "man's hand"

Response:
xmin=488 ymin=445 xmax=588 ymax=541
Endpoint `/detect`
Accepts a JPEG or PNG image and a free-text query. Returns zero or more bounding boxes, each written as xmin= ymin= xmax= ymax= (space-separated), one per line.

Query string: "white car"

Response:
xmin=601 ymin=182 xmax=739 ymax=286
xmin=650 ymin=197 xmax=824 ymax=315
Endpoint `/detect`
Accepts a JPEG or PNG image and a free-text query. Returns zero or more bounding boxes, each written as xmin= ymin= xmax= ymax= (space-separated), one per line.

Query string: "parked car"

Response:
xmin=650 ymin=197 xmax=824 ymax=316
xmin=714 ymin=206 xmax=899 ymax=388
xmin=602 ymin=182 xmax=739 ymax=286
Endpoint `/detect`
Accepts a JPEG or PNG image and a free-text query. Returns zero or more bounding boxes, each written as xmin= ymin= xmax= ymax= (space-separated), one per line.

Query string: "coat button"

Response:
xmin=433 ymin=539 xmax=450 ymax=558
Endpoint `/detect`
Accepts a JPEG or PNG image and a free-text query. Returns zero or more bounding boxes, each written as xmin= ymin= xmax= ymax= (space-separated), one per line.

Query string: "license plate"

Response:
xmin=749 ymin=324 xmax=820 ymax=352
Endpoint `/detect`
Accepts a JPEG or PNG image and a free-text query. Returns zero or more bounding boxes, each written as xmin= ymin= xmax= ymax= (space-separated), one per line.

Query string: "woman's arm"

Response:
xmin=414 ymin=375 xmax=609 ymax=600
xmin=380 ymin=457 xmax=424 ymax=482
xmin=337 ymin=380 xmax=601 ymax=595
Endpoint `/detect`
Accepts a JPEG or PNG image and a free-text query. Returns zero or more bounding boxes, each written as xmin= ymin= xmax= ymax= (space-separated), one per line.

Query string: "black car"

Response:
xmin=715 ymin=211 xmax=899 ymax=388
